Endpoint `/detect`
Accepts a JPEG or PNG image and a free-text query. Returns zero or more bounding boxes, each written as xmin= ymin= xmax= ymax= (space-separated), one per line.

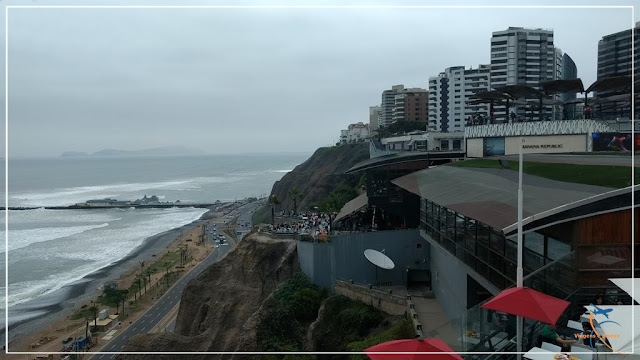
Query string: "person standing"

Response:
xmin=585 ymin=105 xmax=592 ymax=119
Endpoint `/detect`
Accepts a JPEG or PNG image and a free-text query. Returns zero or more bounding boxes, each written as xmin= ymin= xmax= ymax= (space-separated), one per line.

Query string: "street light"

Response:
xmin=516 ymin=136 xmax=524 ymax=359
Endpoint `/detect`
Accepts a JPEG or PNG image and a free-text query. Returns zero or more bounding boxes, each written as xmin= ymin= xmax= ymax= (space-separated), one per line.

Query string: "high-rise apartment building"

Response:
xmin=428 ymin=65 xmax=491 ymax=132
xmin=369 ymin=106 xmax=380 ymax=132
xmin=561 ymin=54 xmax=578 ymax=119
xmin=597 ymin=22 xmax=640 ymax=118
xmin=490 ymin=27 xmax=561 ymax=121
xmin=378 ymin=85 xmax=429 ymax=128
xmin=597 ymin=22 xmax=640 ymax=80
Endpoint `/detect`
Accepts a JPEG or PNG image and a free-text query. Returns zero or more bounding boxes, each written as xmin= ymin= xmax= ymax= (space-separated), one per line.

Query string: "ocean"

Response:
xmin=0 ymin=153 xmax=309 ymax=341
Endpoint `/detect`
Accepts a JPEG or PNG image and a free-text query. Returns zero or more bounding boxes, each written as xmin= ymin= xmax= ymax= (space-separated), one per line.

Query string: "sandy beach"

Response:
xmin=4 ymin=205 xmax=226 ymax=355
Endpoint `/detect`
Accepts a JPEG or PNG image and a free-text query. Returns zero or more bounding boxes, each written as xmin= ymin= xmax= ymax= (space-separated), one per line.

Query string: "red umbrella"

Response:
xmin=365 ymin=338 xmax=463 ymax=360
xmin=480 ymin=287 xmax=570 ymax=324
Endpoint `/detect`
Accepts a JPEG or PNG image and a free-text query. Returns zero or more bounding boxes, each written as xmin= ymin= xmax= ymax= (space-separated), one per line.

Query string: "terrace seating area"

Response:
xmin=466 ymin=75 xmax=636 ymax=125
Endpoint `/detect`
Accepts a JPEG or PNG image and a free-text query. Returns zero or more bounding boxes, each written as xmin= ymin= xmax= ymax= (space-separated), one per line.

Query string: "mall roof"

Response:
xmin=391 ymin=166 xmax=633 ymax=233
xmin=334 ymin=193 xmax=368 ymax=223
xmin=344 ymin=151 xmax=464 ymax=174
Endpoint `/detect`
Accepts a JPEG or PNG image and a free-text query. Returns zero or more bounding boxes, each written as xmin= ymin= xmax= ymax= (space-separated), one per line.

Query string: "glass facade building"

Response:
xmin=420 ymin=198 xmax=574 ymax=292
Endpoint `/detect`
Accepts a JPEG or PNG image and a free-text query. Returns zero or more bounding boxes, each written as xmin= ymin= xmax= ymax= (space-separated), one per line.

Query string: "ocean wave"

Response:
xmin=0 ymin=207 xmax=208 ymax=310
xmin=0 ymin=222 xmax=111 ymax=253
xmin=9 ymin=179 xmax=195 ymax=207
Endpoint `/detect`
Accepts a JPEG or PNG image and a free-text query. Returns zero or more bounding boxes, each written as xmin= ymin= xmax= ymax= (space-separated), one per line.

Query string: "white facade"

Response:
xmin=379 ymin=85 xmax=405 ymax=127
xmin=340 ymin=122 xmax=370 ymax=144
xmin=380 ymin=131 xmax=465 ymax=152
xmin=428 ymin=65 xmax=490 ymax=133
xmin=490 ymin=27 xmax=562 ymax=121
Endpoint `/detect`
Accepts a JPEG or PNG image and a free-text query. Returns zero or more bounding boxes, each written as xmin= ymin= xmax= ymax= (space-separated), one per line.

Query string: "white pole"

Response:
xmin=517 ymin=136 xmax=524 ymax=359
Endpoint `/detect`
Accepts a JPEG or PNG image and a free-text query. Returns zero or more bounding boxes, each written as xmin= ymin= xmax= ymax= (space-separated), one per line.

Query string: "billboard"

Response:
xmin=483 ymin=137 xmax=505 ymax=156
xmin=592 ymin=133 xmax=640 ymax=152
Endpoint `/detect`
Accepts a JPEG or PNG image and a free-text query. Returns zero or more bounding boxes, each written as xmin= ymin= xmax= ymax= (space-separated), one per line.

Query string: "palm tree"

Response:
xmin=288 ymin=186 xmax=301 ymax=215
xmin=88 ymin=305 xmax=98 ymax=332
xmin=268 ymin=194 xmax=280 ymax=227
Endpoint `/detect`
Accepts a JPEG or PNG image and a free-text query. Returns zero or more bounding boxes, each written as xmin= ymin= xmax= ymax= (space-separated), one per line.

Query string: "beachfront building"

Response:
xmin=464 ymin=119 xmax=622 ymax=157
xmin=428 ymin=65 xmax=491 ymax=132
xmin=489 ymin=27 xmax=564 ymax=122
xmin=378 ymin=85 xmax=429 ymax=128
xmin=379 ymin=131 xmax=465 ymax=152
xmin=390 ymin=157 xmax=639 ymax=352
xmin=339 ymin=122 xmax=370 ymax=144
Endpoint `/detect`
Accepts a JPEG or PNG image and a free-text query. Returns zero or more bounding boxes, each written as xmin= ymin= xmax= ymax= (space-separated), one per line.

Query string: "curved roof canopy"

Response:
xmin=495 ymin=85 xmax=542 ymax=99
xmin=586 ymin=75 xmax=632 ymax=93
xmin=539 ymin=79 xmax=585 ymax=95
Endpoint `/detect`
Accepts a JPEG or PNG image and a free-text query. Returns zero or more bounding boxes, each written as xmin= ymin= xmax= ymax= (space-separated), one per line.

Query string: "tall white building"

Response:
xmin=428 ymin=65 xmax=491 ymax=132
xmin=379 ymin=85 xmax=406 ymax=127
xmin=490 ymin=27 xmax=562 ymax=121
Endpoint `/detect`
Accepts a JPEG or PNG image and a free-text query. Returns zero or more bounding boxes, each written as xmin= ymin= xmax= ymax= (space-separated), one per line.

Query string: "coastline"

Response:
xmin=5 ymin=206 xmax=218 ymax=349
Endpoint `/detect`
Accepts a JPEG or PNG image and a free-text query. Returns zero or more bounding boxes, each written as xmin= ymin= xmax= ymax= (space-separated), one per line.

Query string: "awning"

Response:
xmin=366 ymin=338 xmax=463 ymax=360
xmin=539 ymin=79 xmax=585 ymax=95
xmin=333 ymin=193 xmax=368 ymax=223
xmin=481 ymin=287 xmax=570 ymax=325
xmin=586 ymin=75 xmax=632 ymax=93
xmin=495 ymin=84 xmax=542 ymax=99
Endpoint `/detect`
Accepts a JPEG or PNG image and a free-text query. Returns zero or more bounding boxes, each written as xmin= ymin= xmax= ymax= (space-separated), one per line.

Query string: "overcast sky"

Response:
xmin=0 ymin=0 xmax=637 ymax=157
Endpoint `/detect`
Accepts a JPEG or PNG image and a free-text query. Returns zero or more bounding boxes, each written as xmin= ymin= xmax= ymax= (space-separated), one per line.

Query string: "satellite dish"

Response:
xmin=364 ymin=249 xmax=395 ymax=270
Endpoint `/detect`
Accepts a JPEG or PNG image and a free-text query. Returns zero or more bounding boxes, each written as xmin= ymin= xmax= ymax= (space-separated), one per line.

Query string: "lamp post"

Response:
xmin=517 ymin=136 xmax=524 ymax=359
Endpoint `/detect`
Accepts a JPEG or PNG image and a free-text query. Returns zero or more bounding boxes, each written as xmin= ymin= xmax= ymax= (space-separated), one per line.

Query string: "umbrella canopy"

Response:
xmin=539 ymin=79 xmax=585 ymax=95
xmin=586 ymin=75 xmax=632 ymax=93
xmin=495 ymin=84 xmax=542 ymax=99
xmin=365 ymin=338 xmax=463 ymax=360
xmin=471 ymin=90 xmax=511 ymax=101
xmin=480 ymin=287 xmax=570 ymax=324
xmin=526 ymin=98 xmax=562 ymax=106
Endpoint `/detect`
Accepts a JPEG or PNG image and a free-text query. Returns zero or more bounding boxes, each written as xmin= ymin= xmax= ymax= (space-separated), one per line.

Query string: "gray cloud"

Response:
xmin=0 ymin=1 xmax=636 ymax=157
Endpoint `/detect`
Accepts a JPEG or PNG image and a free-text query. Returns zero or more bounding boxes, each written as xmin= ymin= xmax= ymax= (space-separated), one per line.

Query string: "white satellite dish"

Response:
xmin=364 ymin=249 xmax=395 ymax=270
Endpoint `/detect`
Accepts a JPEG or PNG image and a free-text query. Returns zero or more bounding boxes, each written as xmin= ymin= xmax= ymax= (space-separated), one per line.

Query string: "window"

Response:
xmin=453 ymin=139 xmax=461 ymax=150
xmin=441 ymin=140 xmax=449 ymax=149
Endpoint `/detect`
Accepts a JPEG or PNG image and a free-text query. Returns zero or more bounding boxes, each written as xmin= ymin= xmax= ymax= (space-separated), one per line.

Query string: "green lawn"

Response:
xmin=450 ymin=159 xmax=639 ymax=189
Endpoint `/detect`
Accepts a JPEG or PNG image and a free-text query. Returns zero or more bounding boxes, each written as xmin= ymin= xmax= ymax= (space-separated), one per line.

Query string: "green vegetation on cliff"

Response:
xmin=257 ymin=272 xmax=327 ymax=352
xmin=253 ymin=143 xmax=369 ymax=224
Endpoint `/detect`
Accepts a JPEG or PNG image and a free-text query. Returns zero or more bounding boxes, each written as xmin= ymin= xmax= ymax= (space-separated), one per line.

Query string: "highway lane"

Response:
xmin=91 ymin=200 xmax=262 ymax=359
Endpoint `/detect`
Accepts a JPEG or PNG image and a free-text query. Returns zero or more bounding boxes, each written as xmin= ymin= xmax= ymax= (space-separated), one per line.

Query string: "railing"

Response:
xmin=424 ymin=252 xmax=579 ymax=358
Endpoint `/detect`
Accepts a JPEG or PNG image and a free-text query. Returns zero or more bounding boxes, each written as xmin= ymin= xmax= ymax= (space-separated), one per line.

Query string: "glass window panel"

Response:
xmin=477 ymin=224 xmax=490 ymax=246
xmin=456 ymin=244 xmax=465 ymax=261
xmin=465 ymin=251 xmax=477 ymax=270
xmin=477 ymin=242 xmax=488 ymax=262
xmin=488 ymin=249 xmax=503 ymax=274
xmin=476 ymin=262 xmax=488 ymax=278
xmin=525 ymin=232 xmax=544 ymax=255
xmin=523 ymin=247 xmax=544 ymax=272
xmin=547 ymin=237 xmax=571 ymax=261
xmin=490 ymin=231 xmax=505 ymax=254
xmin=456 ymin=215 xmax=466 ymax=245
xmin=504 ymin=260 xmax=517 ymax=283
xmin=505 ymin=238 xmax=517 ymax=261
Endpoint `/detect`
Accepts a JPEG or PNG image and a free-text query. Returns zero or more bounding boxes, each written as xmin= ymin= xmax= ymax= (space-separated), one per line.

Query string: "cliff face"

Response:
xmin=255 ymin=143 xmax=368 ymax=221
xmin=117 ymin=232 xmax=298 ymax=360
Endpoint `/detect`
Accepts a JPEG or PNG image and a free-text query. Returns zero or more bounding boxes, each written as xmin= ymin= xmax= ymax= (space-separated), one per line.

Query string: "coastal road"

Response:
xmin=91 ymin=200 xmax=261 ymax=359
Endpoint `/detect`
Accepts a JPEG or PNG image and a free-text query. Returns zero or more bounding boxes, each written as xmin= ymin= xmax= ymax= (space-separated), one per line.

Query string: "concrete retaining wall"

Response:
xmin=334 ymin=280 xmax=406 ymax=316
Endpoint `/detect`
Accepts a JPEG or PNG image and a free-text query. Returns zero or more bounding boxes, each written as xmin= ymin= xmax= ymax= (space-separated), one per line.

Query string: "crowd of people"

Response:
xmin=268 ymin=211 xmax=333 ymax=240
